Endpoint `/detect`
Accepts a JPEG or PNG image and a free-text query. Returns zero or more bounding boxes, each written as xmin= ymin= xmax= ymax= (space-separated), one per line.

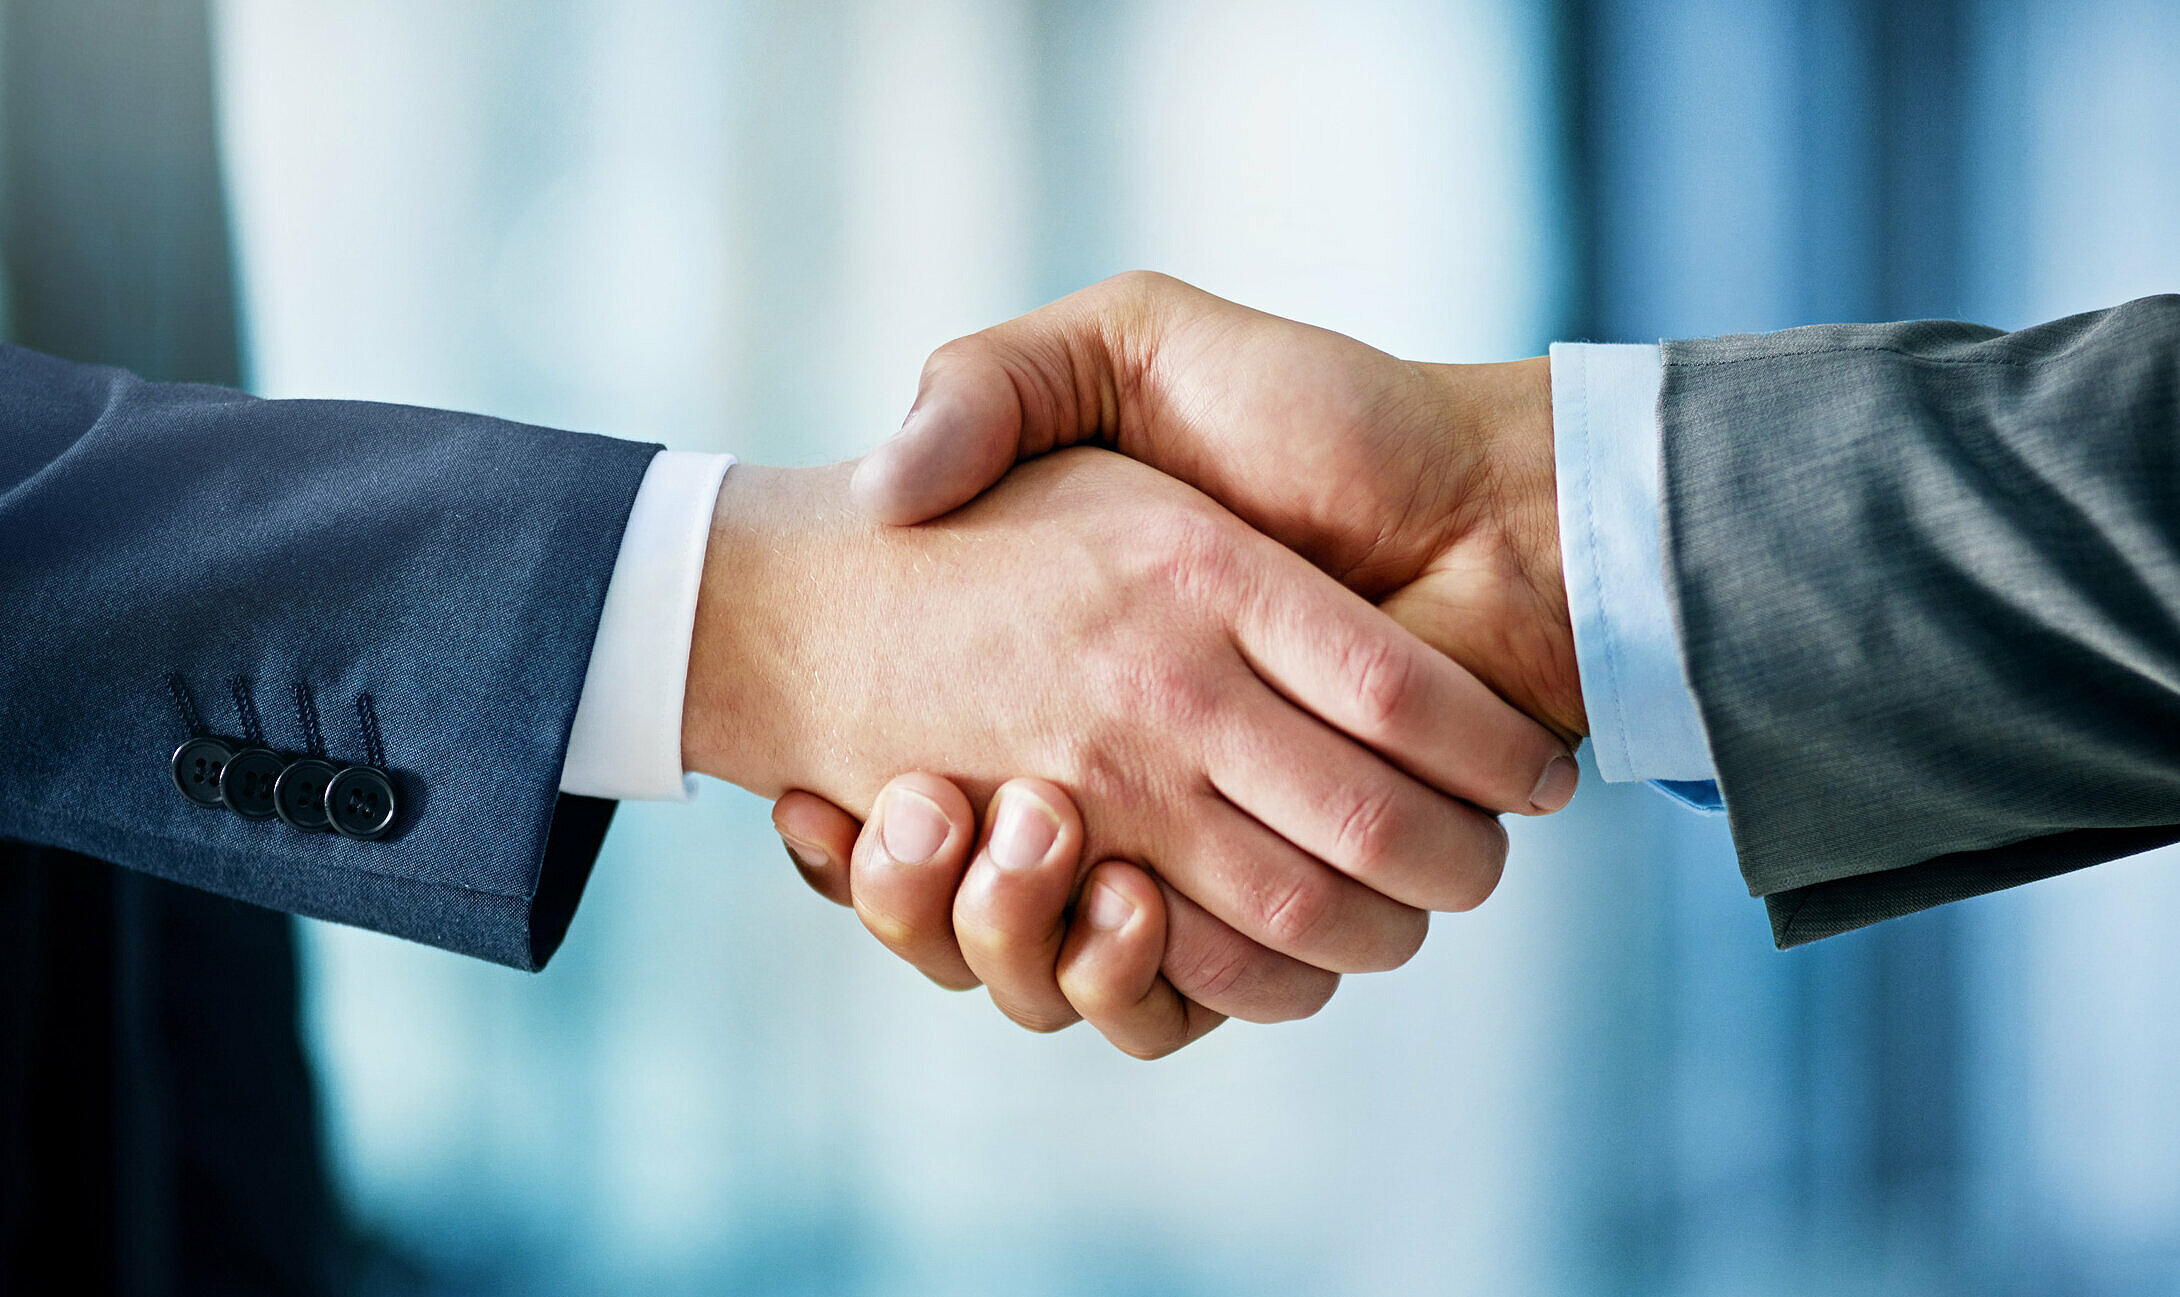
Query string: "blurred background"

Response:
xmin=18 ymin=0 xmax=2180 ymax=1292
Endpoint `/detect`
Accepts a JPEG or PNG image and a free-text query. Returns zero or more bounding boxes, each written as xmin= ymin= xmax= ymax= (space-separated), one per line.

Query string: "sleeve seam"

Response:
xmin=1667 ymin=344 xmax=2033 ymax=370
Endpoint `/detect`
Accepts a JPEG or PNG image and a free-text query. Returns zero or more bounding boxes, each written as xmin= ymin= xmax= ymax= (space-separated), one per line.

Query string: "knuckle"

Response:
xmin=1098 ymin=648 xmax=1221 ymax=735
xmin=1331 ymin=785 xmax=1404 ymax=879
xmin=1055 ymin=960 xmax=1118 ymax=1019
xmin=858 ymin=906 xmax=920 ymax=954
xmin=923 ymin=332 xmax=989 ymax=373
xmin=1054 ymin=735 xmax=1130 ymax=813
xmin=860 ymin=898 xmax=967 ymax=979
xmin=1164 ymin=933 xmax=1254 ymax=1005
xmin=1140 ymin=509 xmax=1243 ymax=609
xmin=1258 ymin=873 xmax=1338 ymax=955
xmin=1119 ymin=1034 xmax=1184 ymax=1062
xmin=1340 ymin=633 xmax=1417 ymax=733
xmin=967 ymin=913 xmax=1059 ymax=965
xmin=1102 ymin=268 xmax=1180 ymax=305
xmin=992 ymin=991 xmax=1078 ymax=1034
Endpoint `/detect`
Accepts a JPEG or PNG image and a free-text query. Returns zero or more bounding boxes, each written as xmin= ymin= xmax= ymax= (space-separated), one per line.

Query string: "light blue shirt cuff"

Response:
xmin=1549 ymin=342 xmax=1720 ymax=801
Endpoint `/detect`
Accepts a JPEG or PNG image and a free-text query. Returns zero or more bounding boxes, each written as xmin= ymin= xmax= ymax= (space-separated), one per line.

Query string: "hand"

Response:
xmin=690 ymin=448 xmax=1570 ymax=1021
xmin=778 ymin=775 xmax=1208 ymax=1058
xmin=850 ymin=270 xmax=1583 ymax=741
xmin=776 ymin=273 xmax=1586 ymax=1054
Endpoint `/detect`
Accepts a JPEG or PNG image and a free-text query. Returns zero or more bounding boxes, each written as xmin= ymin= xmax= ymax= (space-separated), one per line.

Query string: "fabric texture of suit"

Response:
xmin=0 ymin=345 xmax=658 ymax=969
xmin=1661 ymin=296 xmax=2180 ymax=946
xmin=0 ymin=2 xmax=658 ymax=1291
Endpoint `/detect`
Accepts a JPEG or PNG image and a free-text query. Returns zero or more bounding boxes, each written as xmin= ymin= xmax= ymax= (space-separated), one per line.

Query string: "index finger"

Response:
xmin=1229 ymin=543 xmax=1575 ymax=816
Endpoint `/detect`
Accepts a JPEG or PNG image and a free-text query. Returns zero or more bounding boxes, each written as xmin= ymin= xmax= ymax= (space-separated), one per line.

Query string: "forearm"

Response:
xmin=0 ymin=343 xmax=658 ymax=968
xmin=685 ymin=461 xmax=1039 ymax=811
xmin=1663 ymin=297 xmax=2180 ymax=939
xmin=683 ymin=462 xmax=880 ymax=801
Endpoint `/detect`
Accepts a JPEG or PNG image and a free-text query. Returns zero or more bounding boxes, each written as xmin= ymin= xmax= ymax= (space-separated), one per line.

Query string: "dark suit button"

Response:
xmin=171 ymin=737 xmax=235 ymax=808
xmin=220 ymin=747 xmax=286 ymax=820
xmin=326 ymin=766 xmax=397 ymax=840
xmin=274 ymin=757 xmax=339 ymax=832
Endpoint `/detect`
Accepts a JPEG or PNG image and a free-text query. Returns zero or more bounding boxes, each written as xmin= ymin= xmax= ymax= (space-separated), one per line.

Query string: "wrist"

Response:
xmin=1412 ymin=356 xmax=1587 ymax=743
xmin=682 ymin=463 xmax=849 ymax=796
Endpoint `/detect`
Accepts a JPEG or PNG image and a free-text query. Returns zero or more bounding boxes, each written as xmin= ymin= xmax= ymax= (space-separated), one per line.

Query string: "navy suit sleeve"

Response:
xmin=0 ymin=344 xmax=662 ymax=969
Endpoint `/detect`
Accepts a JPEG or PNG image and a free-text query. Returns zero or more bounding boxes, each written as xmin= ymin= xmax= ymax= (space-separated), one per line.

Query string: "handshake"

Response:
xmin=685 ymin=272 xmax=1586 ymax=1059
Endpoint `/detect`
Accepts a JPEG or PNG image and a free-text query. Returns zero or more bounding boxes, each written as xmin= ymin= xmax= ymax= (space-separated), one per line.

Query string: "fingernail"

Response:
xmin=880 ymin=788 xmax=949 ymax=865
xmin=988 ymin=789 xmax=1061 ymax=872
xmin=1084 ymin=880 xmax=1135 ymax=931
xmin=1529 ymin=754 xmax=1579 ymax=813
xmin=779 ymin=834 xmax=828 ymax=872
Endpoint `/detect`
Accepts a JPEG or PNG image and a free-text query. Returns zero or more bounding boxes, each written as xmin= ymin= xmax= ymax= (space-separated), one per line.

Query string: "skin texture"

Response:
xmin=852 ymin=271 xmax=1581 ymax=740
xmin=776 ymin=775 xmax=1224 ymax=1057
xmin=774 ymin=272 xmax=1580 ymax=1057
xmin=688 ymin=450 xmax=1570 ymax=1024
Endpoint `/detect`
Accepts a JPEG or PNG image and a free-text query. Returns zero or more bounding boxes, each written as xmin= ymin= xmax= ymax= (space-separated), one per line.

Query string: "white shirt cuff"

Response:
xmin=1550 ymin=342 xmax=1716 ymax=785
xmin=559 ymin=449 xmax=736 ymax=800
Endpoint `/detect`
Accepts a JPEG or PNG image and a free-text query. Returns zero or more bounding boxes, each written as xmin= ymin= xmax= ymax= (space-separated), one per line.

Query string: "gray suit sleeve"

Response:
xmin=1659 ymin=296 xmax=2180 ymax=946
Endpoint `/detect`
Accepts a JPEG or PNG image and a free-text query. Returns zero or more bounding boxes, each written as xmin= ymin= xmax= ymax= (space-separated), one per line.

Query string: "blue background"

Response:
xmin=204 ymin=1 xmax=2180 ymax=1292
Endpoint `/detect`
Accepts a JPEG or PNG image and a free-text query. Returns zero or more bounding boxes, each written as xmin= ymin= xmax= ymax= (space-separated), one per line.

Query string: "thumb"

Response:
xmin=853 ymin=270 xmax=1188 ymax=524
xmin=851 ymin=340 xmax=1035 ymax=525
